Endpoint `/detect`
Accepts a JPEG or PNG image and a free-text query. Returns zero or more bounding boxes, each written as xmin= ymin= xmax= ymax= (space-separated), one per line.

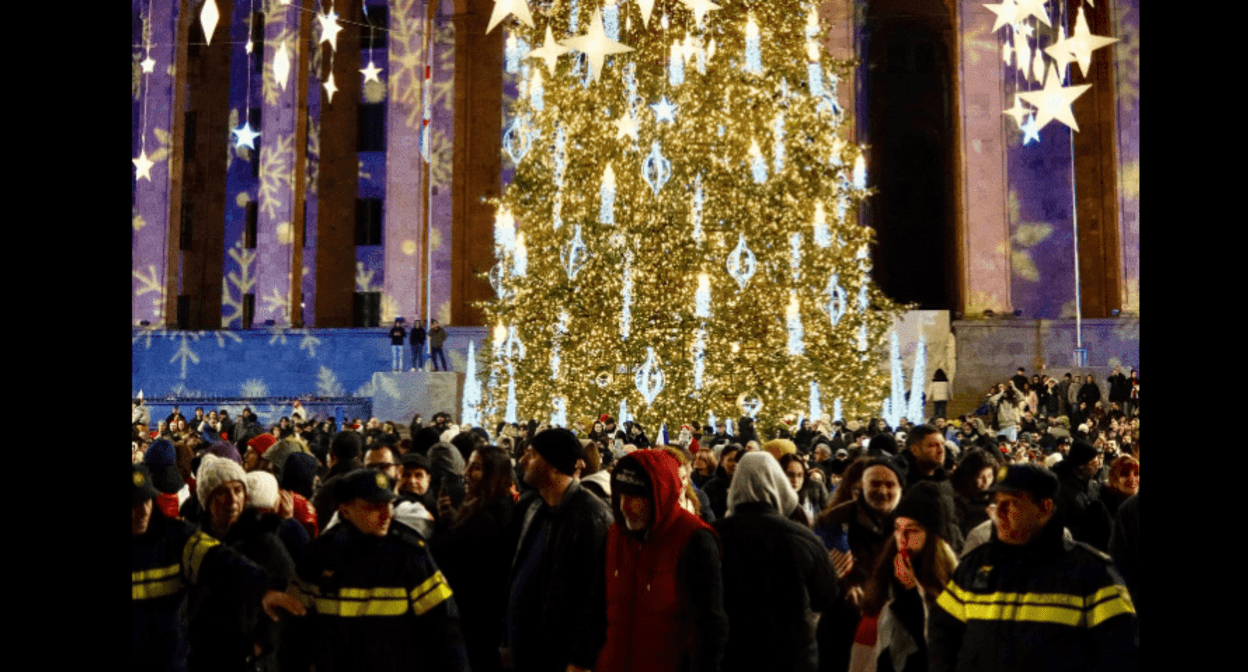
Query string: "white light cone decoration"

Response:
xmin=635 ymin=347 xmax=665 ymax=406
xmin=691 ymin=175 xmax=705 ymax=243
xmin=619 ymin=398 xmax=629 ymax=425
xmin=492 ymin=322 xmax=507 ymax=359
xmin=744 ymin=14 xmax=762 ymax=74
xmin=888 ymin=332 xmax=905 ymax=428
xmin=907 ymin=336 xmax=927 ymax=424
xmin=707 ymin=411 xmax=717 ymax=434
xmin=274 ymin=43 xmax=291 ymax=91
xmin=513 ymin=232 xmax=528 ymax=276
xmin=789 ymin=232 xmax=802 ymax=281
xmin=786 ymin=291 xmax=804 ymax=356
xmin=552 ymin=397 xmax=567 ymax=428
xmin=599 ymin=164 xmax=616 ymax=224
xmin=200 ymin=0 xmax=220 ymax=47
xmin=693 ymin=327 xmax=706 ymax=389
xmin=670 ymin=41 xmax=685 ymax=85
xmin=812 ymin=202 xmax=831 ymax=248
xmin=809 ymin=381 xmax=822 ymax=420
xmin=852 ymin=153 xmax=866 ymax=190
xmin=695 ymin=273 xmax=712 ymax=318
xmin=620 ymin=249 xmax=633 ymax=339
xmin=749 ymin=140 xmax=768 ymax=183
xmin=833 ymin=398 xmax=843 ymax=422
xmin=505 ymin=376 xmax=518 ymax=423
xmin=462 ymin=341 xmax=482 ymax=427
xmin=726 ymin=418 xmax=734 ymax=437
xmin=495 ymin=206 xmax=517 ymax=252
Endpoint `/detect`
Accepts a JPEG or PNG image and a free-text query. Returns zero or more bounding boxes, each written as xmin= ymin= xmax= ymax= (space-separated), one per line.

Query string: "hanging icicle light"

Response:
xmin=707 ymin=411 xmax=718 ymax=434
xmin=620 ymin=250 xmax=633 ymax=339
xmin=744 ymin=14 xmax=762 ymax=74
xmin=506 ymin=33 xmax=521 ymax=73
xmin=812 ymin=202 xmax=831 ymax=248
xmin=505 ymin=376 xmax=518 ymax=423
xmin=619 ymin=398 xmax=630 ymax=425
xmin=826 ymin=273 xmax=846 ymax=326
xmin=494 ymin=206 xmax=517 ymax=253
xmin=789 ymin=232 xmax=802 ymax=282
xmin=695 ymin=272 xmax=712 ymax=318
xmin=786 ymin=291 xmax=805 ymax=356
xmin=853 ymin=152 xmax=867 ymax=190
xmin=604 ymin=0 xmax=620 ymax=40
xmin=635 ymin=347 xmax=666 ymax=406
xmin=670 ymin=41 xmax=685 ymax=85
xmin=749 ymin=139 xmax=768 ymax=183
xmin=809 ymin=381 xmax=822 ymax=420
xmin=834 ymin=398 xmax=843 ymax=422
xmin=858 ymin=323 xmax=868 ymax=352
xmin=492 ymin=322 xmax=508 ymax=359
xmin=691 ymin=175 xmax=705 ymax=243
xmin=530 ymin=69 xmax=545 ymax=111
xmin=513 ymin=232 xmax=528 ymax=277
xmin=552 ymin=397 xmax=567 ymax=428
xmin=599 ymin=164 xmax=616 ymax=224
xmin=907 ymin=336 xmax=927 ymax=424
xmin=693 ymin=327 xmax=707 ymax=390
xmin=808 ymin=42 xmax=824 ymax=97
xmin=773 ymin=112 xmax=786 ymax=173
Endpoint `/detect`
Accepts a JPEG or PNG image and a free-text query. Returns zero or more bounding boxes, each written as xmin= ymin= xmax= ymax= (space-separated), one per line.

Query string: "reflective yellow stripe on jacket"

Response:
xmin=181 ymin=530 xmax=220 ymax=585
xmin=132 ymin=563 xmax=185 ymax=600
xmin=302 ymin=583 xmax=412 ymax=617
xmin=936 ymin=580 xmax=1135 ymax=628
xmin=410 ymin=571 xmax=453 ymax=616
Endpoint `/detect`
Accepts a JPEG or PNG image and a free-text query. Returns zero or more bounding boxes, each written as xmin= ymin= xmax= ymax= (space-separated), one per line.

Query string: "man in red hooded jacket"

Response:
xmin=596 ymin=450 xmax=729 ymax=672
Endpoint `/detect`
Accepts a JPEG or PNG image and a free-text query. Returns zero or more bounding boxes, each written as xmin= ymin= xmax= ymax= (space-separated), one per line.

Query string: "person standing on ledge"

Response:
xmin=429 ymin=320 xmax=449 ymax=372
xmin=410 ymin=320 xmax=427 ymax=372
xmin=388 ymin=319 xmax=407 ymax=372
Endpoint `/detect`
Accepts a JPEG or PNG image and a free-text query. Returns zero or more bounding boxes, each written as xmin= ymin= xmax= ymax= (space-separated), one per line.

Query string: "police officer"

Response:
xmin=132 ymin=463 xmax=306 ymax=672
xmin=929 ymin=463 xmax=1138 ymax=671
xmin=282 ymin=468 xmax=470 ymax=671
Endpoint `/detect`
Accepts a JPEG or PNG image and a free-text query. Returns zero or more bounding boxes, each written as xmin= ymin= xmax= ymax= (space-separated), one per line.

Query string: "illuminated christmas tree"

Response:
xmin=481 ymin=0 xmax=899 ymax=431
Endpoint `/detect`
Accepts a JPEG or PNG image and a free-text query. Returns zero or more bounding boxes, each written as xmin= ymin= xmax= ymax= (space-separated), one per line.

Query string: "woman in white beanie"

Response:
xmin=189 ymin=455 xmax=300 ymax=672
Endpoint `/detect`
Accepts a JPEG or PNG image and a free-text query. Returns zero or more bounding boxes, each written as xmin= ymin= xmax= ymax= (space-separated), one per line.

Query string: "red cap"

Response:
xmin=600 ymin=414 xmax=611 ymax=423
xmin=248 ymin=434 xmax=278 ymax=455
xmin=150 ymin=430 xmax=159 ymax=439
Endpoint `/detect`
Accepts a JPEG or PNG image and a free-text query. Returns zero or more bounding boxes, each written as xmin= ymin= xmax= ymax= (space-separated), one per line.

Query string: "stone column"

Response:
xmin=450 ymin=0 xmax=501 ymax=327
xmin=954 ymin=0 xmax=1012 ymax=316
xmin=132 ymin=0 xmax=184 ymax=326
xmin=1111 ymin=0 xmax=1138 ymax=314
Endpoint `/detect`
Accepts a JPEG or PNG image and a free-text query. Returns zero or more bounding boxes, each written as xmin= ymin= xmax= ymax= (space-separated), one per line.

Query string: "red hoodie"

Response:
xmin=596 ymin=450 xmax=717 ymax=672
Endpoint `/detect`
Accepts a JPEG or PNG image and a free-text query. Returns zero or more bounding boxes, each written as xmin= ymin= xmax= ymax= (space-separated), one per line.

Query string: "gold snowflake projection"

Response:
xmin=962 ymin=23 xmax=1001 ymax=66
xmin=221 ymin=241 xmax=257 ymax=328
xmin=1004 ymin=190 xmax=1053 ymax=283
xmin=389 ymin=0 xmax=427 ymax=127
xmin=305 ymin=118 xmax=320 ymax=192
xmin=358 ymin=159 xmax=371 ymax=182
xmin=133 ymin=212 xmax=146 ymax=231
xmin=381 ymin=291 xmax=402 ymax=324
xmin=1119 ymin=161 xmax=1138 ymax=201
xmin=356 ymin=261 xmax=378 ymax=292
xmin=428 ymin=127 xmax=452 ymax=190
xmin=364 ymin=78 xmax=387 ymax=103
xmin=262 ymin=286 xmax=290 ymax=322
xmin=966 ymin=290 xmax=1008 ymax=317
xmin=133 ymin=51 xmax=144 ymax=101
xmin=258 ymin=133 xmax=294 ymax=220
xmin=431 ymin=23 xmax=456 ymax=109
xmin=133 ymin=265 xmax=166 ymax=320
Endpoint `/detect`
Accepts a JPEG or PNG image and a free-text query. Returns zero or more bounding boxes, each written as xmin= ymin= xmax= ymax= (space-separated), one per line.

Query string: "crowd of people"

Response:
xmin=132 ymin=364 xmax=1139 ymax=671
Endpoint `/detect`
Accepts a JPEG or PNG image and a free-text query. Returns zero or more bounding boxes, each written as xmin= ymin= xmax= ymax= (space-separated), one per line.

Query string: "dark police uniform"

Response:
xmin=132 ymin=464 xmax=274 ymax=672
xmin=282 ymin=469 xmax=470 ymax=672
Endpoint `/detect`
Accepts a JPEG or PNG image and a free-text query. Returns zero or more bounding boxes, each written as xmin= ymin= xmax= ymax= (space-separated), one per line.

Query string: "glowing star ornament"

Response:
xmin=1043 ymin=27 xmax=1077 ymax=76
xmin=1017 ymin=65 xmax=1092 ymax=132
xmin=650 ymin=96 xmax=678 ymax=123
xmin=983 ymin=0 xmax=1018 ymax=33
xmin=1021 ymin=114 xmax=1041 ymax=145
xmin=613 ymin=110 xmax=639 ymax=143
xmin=635 ymin=347 xmax=666 ymax=406
xmin=141 ymin=56 xmax=156 ymax=73
xmin=680 ymin=0 xmax=721 ymax=27
xmin=1014 ymin=0 xmax=1052 ymax=27
xmin=561 ymin=9 xmax=634 ymax=81
xmin=232 ymin=120 xmax=261 ymax=149
xmin=133 ymin=148 xmax=155 ymax=182
xmin=274 ymin=43 xmax=291 ymax=91
xmin=1003 ymin=95 xmax=1031 ymax=129
xmin=1068 ymin=6 xmax=1119 ymax=78
xmin=360 ymin=61 xmax=383 ymax=84
xmin=317 ymin=11 xmax=343 ymax=51
xmin=486 ymin=0 xmax=535 ymax=34
xmin=529 ymin=26 xmax=571 ymax=76
xmin=322 ymin=71 xmax=338 ymax=102
xmin=200 ymin=0 xmax=220 ymax=46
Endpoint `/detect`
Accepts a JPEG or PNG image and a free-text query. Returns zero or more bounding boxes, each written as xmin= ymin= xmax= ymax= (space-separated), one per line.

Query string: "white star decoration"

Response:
xmin=360 ymin=61 xmax=383 ymax=84
xmin=133 ymin=148 xmax=155 ymax=182
xmin=680 ymin=0 xmax=722 ymax=27
xmin=317 ymin=12 xmax=343 ymax=51
xmin=1043 ymin=27 xmax=1076 ymax=76
xmin=1002 ymin=95 xmax=1030 ymax=128
xmin=323 ymin=71 xmax=339 ymax=103
xmin=614 ymin=110 xmax=639 ymax=142
xmin=528 ymin=25 xmax=571 ymax=76
xmin=983 ymin=0 xmax=1018 ymax=33
xmin=1021 ymin=114 xmax=1040 ymax=144
xmin=233 ymin=120 xmax=261 ymax=149
xmin=561 ymin=9 xmax=634 ymax=81
xmin=141 ymin=56 xmax=156 ymax=73
xmin=650 ymin=96 xmax=678 ymax=123
xmin=1014 ymin=0 xmax=1051 ymax=27
xmin=1017 ymin=66 xmax=1092 ymax=132
xmin=1067 ymin=7 xmax=1119 ymax=78
xmin=200 ymin=0 xmax=220 ymax=47
xmin=486 ymin=0 xmax=535 ymax=34
xmin=246 ymin=39 xmax=254 ymax=55
xmin=636 ymin=0 xmax=657 ymax=28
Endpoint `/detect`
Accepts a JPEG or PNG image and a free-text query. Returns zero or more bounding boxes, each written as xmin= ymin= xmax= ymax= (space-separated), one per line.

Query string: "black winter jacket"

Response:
xmin=928 ymin=521 xmax=1138 ymax=672
xmin=504 ymin=480 xmax=613 ymax=671
xmin=714 ymin=502 xmax=840 ymax=672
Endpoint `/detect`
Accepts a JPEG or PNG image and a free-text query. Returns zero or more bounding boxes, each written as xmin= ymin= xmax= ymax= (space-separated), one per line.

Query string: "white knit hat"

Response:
xmin=197 ymin=453 xmax=248 ymax=508
xmin=244 ymin=471 xmax=280 ymax=510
